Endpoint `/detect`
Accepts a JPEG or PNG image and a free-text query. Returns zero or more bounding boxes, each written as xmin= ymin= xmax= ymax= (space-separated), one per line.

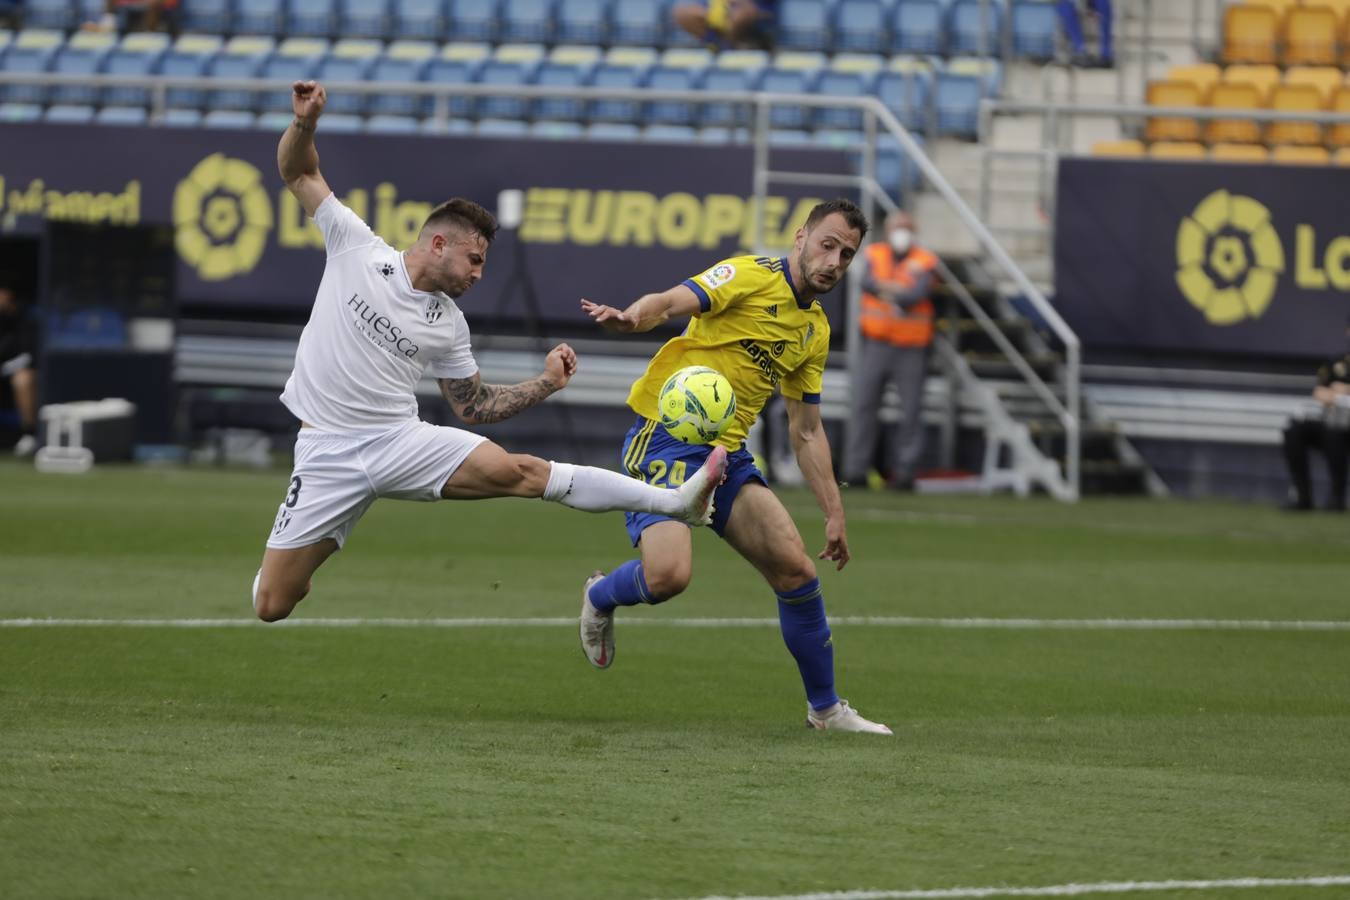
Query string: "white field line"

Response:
xmin=678 ymin=874 xmax=1350 ymax=900
xmin=2 ymin=617 xmax=1350 ymax=631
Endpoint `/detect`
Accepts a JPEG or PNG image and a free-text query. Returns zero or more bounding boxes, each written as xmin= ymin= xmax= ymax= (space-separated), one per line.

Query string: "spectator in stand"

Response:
xmin=672 ymin=0 xmax=779 ymax=51
xmin=0 ymin=284 xmax=39 ymax=458
xmin=0 ymin=0 xmax=22 ymax=30
xmin=1282 ymin=341 xmax=1350 ymax=513
xmin=84 ymin=0 xmax=180 ymax=33
xmin=1058 ymin=0 xmax=1113 ymax=68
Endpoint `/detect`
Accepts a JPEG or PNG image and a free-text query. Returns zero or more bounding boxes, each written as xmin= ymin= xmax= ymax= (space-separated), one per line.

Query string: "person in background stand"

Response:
xmin=0 ymin=284 xmax=39 ymax=457
xmin=1058 ymin=0 xmax=1113 ymax=68
xmin=671 ymin=0 xmax=779 ymax=51
xmin=1282 ymin=342 xmax=1350 ymax=513
xmin=842 ymin=210 xmax=939 ymax=492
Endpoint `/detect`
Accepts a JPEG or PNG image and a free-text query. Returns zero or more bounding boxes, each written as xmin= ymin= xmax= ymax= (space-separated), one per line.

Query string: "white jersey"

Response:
xmin=280 ymin=194 xmax=478 ymax=432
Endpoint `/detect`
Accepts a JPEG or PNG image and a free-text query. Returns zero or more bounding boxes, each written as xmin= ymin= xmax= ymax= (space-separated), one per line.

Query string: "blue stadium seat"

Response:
xmin=698 ymin=52 xmax=765 ymax=128
xmin=0 ymin=29 xmax=12 ymax=61
xmin=530 ymin=119 xmax=585 ymax=139
xmin=234 ymin=0 xmax=285 ymax=34
xmin=933 ymin=68 xmax=982 ymax=136
xmin=475 ymin=117 xmax=529 ymax=136
xmin=777 ymin=0 xmax=831 ymax=51
xmin=205 ymin=35 xmax=274 ymax=110
xmin=101 ymin=32 xmax=168 ymax=107
xmin=532 ymin=46 xmax=596 ymax=121
xmin=813 ymin=55 xmax=881 ymax=130
xmin=421 ymin=42 xmax=487 ymax=118
xmin=475 ymin=43 xmax=543 ymax=119
xmin=875 ymin=58 xmax=932 ymax=131
xmin=555 ymin=0 xmax=609 ymax=45
xmin=315 ymin=40 xmax=381 ymax=114
xmin=162 ymin=107 xmax=205 ymax=126
xmin=287 ymin=0 xmax=337 ymax=37
xmin=0 ymin=101 xmax=44 ymax=122
xmin=419 ymin=116 xmax=473 ymax=133
xmin=203 ymin=108 xmax=258 ymax=128
xmin=833 ymin=0 xmax=888 ymax=54
xmin=50 ymin=30 xmax=115 ymax=106
xmin=586 ymin=46 xmax=652 ymax=124
xmin=44 ymin=308 xmax=126 ymax=350
xmin=585 ymin=121 xmax=641 ymax=140
xmin=890 ymin=0 xmax=941 ymax=54
xmin=161 ymin=34 xmax=222 ymax=110
xmin=0 ymin=29 xmax=62 ymax=104
xmin=1011 ymin=0 xmax=1057 ymax=59
xmin=181 ymin=0 xmax=232 ymax=33
xmin=449 ymin=0 xmax=498 ymax=42
xmin=391 ymin=0 xmax=446 ymax=40
xmin=946 ymin=0 xmax=1003 ymax=56
xmin=44 ymin=102 xmax=95 ymax=123
xmin=95 ymin=105 xmax=149 ymax=125
xmin=499 ymin=0 xmax=554 ymax=43
xmin=338 ymin=0 xmax=390 ymax=38
xmin=644 ymin=123 xmax=698 ymax=143
xmin=644 ymin=49 xmax=709 ymax=126
xmin=370 ymin=40 xmax=435 ymax=116
xmin=756 ymin=51 xmax=823 ymax=129
xmin=367 ymin=113 xmax=421 ymax=132
xmin=609 ymin=0 xmax=663 ymax=47
xmin=317 ymin=112 xmax=366 ymax=130
xmin=257 ymin=39 xmax=329 ymax=112
xmin=256 ymin=109 xmax=295 ymax=130
xmin=23 ymin=0 xmax=76 ymax=30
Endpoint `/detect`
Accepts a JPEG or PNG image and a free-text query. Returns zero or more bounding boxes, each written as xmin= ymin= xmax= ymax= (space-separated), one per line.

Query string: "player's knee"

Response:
xmin=768 ymin=557 xmax=817 ymax=594
xmin=643 ymin=559 xmax=692 ymax=601
xmin=253 ymin=579 xmax=309 ymax=623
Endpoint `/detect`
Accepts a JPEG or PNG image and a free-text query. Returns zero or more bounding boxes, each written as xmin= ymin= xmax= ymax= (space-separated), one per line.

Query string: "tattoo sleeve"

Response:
xmin=439 ymin=374 xmax=558 ymax=424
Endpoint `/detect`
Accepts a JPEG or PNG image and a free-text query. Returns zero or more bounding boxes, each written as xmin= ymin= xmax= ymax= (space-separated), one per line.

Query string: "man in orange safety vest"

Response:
xmin=842 ymin=210 xmax=939 ymax=491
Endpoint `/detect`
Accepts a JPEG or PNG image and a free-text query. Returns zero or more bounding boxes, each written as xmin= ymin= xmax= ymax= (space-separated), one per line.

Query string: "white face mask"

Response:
xmin=889 ymin=228 xmax=914 ymax=255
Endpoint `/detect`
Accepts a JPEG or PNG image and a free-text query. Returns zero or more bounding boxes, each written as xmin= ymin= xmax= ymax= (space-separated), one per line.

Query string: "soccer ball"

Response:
xmin=658 ymin=366 xmax=737 ymax=445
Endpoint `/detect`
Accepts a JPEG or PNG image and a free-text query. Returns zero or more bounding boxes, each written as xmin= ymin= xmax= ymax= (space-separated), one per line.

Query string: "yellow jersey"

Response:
xmin=626 ymin=255 xmax=832 ymax=448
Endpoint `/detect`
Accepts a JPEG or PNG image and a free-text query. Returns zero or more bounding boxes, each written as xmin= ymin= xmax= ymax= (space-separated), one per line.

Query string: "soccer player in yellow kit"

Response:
xmin=578 ymin=199 xmax=891 ymax=734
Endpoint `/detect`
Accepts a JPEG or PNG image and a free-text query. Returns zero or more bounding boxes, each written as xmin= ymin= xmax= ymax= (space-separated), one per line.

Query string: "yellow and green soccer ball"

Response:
xmin=658 ymin=365 xmax=737 ymax=445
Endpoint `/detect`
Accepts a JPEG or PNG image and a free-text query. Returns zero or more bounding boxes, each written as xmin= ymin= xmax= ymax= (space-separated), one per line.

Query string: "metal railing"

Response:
xmin=0 ymin=71 xmax=1083 ymax=498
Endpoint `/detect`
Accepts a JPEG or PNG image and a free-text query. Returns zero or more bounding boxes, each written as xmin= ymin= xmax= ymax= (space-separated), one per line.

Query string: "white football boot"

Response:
xmin=673 ymin=445 xmax=728 ymax=526
xmin=806 ymin=700 xmax=893 ymax=735
xmin=579 ymin=571 xmax=615 ymax=669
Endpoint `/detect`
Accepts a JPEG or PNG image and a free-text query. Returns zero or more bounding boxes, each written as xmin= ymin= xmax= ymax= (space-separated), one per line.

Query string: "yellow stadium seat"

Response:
xmin=1091 ymin=139 xmax=1146 ymax=157
xmin=1211 ymin=142 xmax=1271 ymax=162
xmin=1334 ymin=147 xmax=1350 ymax=165
xmin=1271 ymin=144 xmax=1331 ymax=164
xmin=1223 ymin=4 xmax=1280 ymax=64
xmin=1284 ymin=66 xmax=1344 ymax=103
xmin=1267 ymin=82 xmax=1326 ymax=145
xmin=1149 ymin=141 xmax=1208 ymax=160
xmin=1330 ymin=85 xmax=1350 ymax=146
xmin=1146 ymin=79 xmax=1203 ymax=141
xmin=1246 ymin=0 xmax=1297 ymax=12
xmin=1223 ymin=64 xmax=1281 ymax=100
xmin=1312 ymin=0 xmax=1350 ymax=23
xmin=1167 ymin=63 xmax=1222 ymax=98
xmin=1284 ymin=6 xmax=1339 ymax=65
xmin=1207 ymin=82 xmax=1266 ymax=143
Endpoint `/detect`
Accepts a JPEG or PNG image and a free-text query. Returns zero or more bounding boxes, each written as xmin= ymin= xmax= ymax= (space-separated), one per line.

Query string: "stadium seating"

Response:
xmin=1210 ymin=141 xmax=1269 ymax=162
xmin=779 ymin=0 xmax=832 ymax=51
xmin=234 ymin=0 xmax=286 ymax=35
xmin=1265 ymin=82 xmax=1324 ymax=146
xmin=161 ymin=33 xmax=223 ymax=110
xmin=95 ymin=104 xmax=149 ymax=125
xmin=1148 ymin=141 xmax=1207 ymax=160
xmin=1330 ymin=85 xmax=1350 ymax=147
xmin=450 ymin=0 xmax=499 ymax=43
xmin=699 ymin=50 xmax=766 ymax=128
xmin=44 ymin=102 xmax=95 ymax=123
xmin=532 ymin=45 xmax=597 ymax=121
xmin=48 ymin=29 xmax=114 ymax=106
xmin=1090 ymin=139 xmax=1145 ymax=157
xmin=757 ymin=53 xmax=819 ymax=129
xmin=555 ymin=0 xmax=609 ymax=45
xmin=203 ymin=36 xmax=275 ymax=111
xmin=1284 ymin=65 xmax=1342 ymax=103
xmin=22 ymin=0 xmax=76 ymax=30
xmin=832 ymin=0 xmax=888 ymax=54
xmin=587 ymin=46 xmax=653 ymax=124
xmin=1145 ymin=79 xmax=1203 ymax=142
xmin=1222 ymin=63 xmax=1280 ymax=100
xmin=100 ymin=32 xmax=170 ymax=107
xmin=421 ymin=41 xmax=488 ymax=118
xmin=286 ymin=0 xmax=338 ymax=38
xmin=1270 ymin=143 xmax=1331 ymax=164
xmin=1206 ymin=81 xmax=1264 ymax=143
xmin=813 ymin=54 xmax=881 ymax=130
xmin=609 ymin=0 xmax=664 ymax=47
xmin=876 ymin=56 xmax=932 ymax=131
xmin=1010 ymin=0 xmax=1058 ymax=60
xmin=1283 ymin=5 xmax=1338 ymax=66
xmin=474 ymin=42 xmax=542 ymax=119
xmin=313 ymin=39 xmax=382 ymax=114
xmin=1166 ymin=63 xmax=1221 ymax=99
xmin=0 ymin=28 xmax=62 ymax=105
xmin=339 ymin=0 xmax=392 ymax=39
xmin=891 ymin=0 xmax=943 ymax=55
xmin=1223 ymin=4 xmax=1279 ymax=64
xmin=645 ymin=48 xmax=709 ymax=126
xmin=391 ymin=0 xmax=447 ymax=41
xmin=499 ymin=0 xmax=554 ymax=44
xmin=182 ymin=0 xmax=232 ymax=35
xmin=947 ymin=0 xmax=1003 ymax=56
xmin=257 ymin=38 xmax=329 ymax=113
xmin=369 ymin=39 xmax=434 ymax=116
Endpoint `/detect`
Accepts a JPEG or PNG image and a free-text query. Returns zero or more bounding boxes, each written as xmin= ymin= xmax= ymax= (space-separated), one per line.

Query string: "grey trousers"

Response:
xmin=843 ymin=338 xmax=929 ymax=483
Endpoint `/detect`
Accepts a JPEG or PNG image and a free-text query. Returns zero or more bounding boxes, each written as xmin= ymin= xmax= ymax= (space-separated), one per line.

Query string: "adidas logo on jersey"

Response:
xmin=766 ymin=304 xmax=778 ymax=318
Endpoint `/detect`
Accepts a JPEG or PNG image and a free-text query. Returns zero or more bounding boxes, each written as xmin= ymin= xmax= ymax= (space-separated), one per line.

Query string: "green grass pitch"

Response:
xmin=1 ymin=461 xmax=1348 ymax=899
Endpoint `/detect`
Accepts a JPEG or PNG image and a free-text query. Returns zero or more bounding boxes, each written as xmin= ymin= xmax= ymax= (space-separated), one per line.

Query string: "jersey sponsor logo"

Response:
xmin=345 ymin=293 xmax=420 ymax=359
xmin=739 ymin=338 xmax=782 ymax=385
xmin=699 ymin=263 xmax=736 ymax=291
xmin=771 ymin=340 xmax=786 ymax=357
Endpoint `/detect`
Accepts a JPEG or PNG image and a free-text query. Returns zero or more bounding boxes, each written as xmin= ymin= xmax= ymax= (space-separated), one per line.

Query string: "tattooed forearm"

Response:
xmin=439 ymin=375 xmax=557 ymax=425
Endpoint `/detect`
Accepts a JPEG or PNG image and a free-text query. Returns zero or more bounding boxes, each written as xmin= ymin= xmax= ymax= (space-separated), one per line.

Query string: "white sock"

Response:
xmin=543 ymin=461 xmax=683 ymax=515
xmin=252 ymin=569 xmax=261 ymax=613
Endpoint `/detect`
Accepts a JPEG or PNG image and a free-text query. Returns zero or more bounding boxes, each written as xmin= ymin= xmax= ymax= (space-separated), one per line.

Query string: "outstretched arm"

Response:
xmin=580 ymin=285 xmax=703 ymax=334
xmin=786 ymin=397 xmax=850 ymax=571
xmin=277 ymin=80 xmax=333 ymax=217
xmin=437 ymin=344 xmax=577 ymax=425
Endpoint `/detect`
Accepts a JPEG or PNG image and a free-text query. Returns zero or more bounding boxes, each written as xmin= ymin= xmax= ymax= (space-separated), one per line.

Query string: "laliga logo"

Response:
xmin=1175 ymin=189 xmax=1284 ymax=325
xmin=173 ymin=154 xmax=273 ymax=281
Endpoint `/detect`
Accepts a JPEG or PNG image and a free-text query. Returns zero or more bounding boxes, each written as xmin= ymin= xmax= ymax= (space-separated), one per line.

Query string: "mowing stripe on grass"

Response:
xmin=681 ymin=873 xmax=1350 ymax=899
xmin=3 ymin=617 xmax=1350 ymax=631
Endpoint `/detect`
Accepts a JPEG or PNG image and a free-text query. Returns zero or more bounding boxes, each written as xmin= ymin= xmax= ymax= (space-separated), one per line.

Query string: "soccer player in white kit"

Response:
xmin=252 ymin=81 xmax=727 ymax=622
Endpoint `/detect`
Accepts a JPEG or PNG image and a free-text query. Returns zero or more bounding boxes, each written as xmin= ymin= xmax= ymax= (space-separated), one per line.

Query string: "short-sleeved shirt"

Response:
xmin=280 ymin=194 xmax=478 ymax=433
xmin=624 ymin=255 xmax=831 ymax=448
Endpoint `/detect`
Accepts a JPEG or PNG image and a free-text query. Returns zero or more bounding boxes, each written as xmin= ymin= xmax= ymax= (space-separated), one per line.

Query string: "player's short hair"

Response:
xmin=804 ymin=198 xmax=869 ymax=239
xmin=422 ymin=198 xmax=499 ymax=244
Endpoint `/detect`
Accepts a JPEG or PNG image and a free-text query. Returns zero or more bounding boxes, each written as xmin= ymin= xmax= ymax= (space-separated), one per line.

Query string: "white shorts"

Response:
xmin=266 ymin=420 xmax=488 ymax=550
